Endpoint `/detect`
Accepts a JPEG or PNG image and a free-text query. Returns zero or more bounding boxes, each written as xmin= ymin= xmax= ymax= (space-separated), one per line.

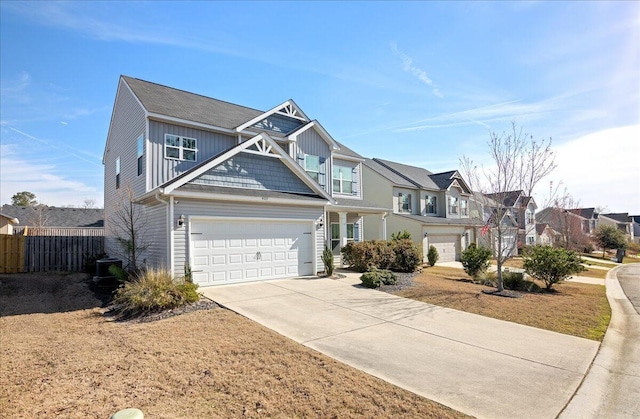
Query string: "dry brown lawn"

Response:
xmin=396 ymin=266 xmax=610 ymax=341
xmin=0 ymin=273 xmax=468 ymax=419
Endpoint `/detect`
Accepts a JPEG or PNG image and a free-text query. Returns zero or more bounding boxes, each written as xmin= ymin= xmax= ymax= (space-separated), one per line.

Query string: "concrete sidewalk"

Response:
xmin=559 ymin=264 xmax=640 ymax=418
xmin=202 ymin=273 xmax=599 ymax=419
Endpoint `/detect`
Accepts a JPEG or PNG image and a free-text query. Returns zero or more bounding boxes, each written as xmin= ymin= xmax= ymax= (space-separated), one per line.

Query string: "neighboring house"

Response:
xmin=361 ymin=158 xmax=481 ymax=262
xmin=103 ymin=76 xmax=388 ymax=286
xmin=568 ymin=207 xmax=599 ymax=235
xmin=631 ymin=215 xmax=640 ymax=245
xmin=474 ymin=193 xmax=519 ymax=259
xmin=536 ymin=223 xmax=560 ymax=246
xmin=537 ymin=207 xmax=596 ymax=250
xmin=599 ymin=213 xmax=634 ymax=242
xmin=0 ymin=212 xmax=19 ymax=235
xmin=484 ymin=190 xmax=537 ymax=251
xmin=0 ymin=205 xmax=104 ymax=235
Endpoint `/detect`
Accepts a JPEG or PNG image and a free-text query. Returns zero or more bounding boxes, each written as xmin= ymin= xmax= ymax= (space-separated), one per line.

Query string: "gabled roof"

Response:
xmin=372 ymin=158 xmax=437 ymax=189
xmin=568 ymin=208 xmax=598 ymax=219
xmin=536 ymin=223 xmax=557 ymax=236
xmin=154 ymin=132 xmax=334 ymax=203
xmin=0 ymin=205 xmax=104 ymax=228
xmin=601 ymin=213 xmax=629 ymax=223
xmin=429 ymin=171 xmax=458 ymax=190
xmin=235 ymin=99 xmax=309 ymax=132
xmin=484 ymin=190 xmax=523 ymax=208
xmin=0 ymin=212 xmax=18 ymax=224
xmin=122 ymin=76 xmax=263 ymax=130
xmin=363 ymin=158 xmax=418 ymax=188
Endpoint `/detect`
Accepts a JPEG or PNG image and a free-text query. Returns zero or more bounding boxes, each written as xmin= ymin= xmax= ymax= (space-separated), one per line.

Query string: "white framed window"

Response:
xmin=460 ymin=199 xmax=468 ymax=216
xmin=331 ymin=223 xmax=355 ymax=252
xmin=137 ymin=135 xmax=144 ymax=176
xmin=426 ymin=195 xmax=437 ymax=214
xmin=449 ymin=196 xmax=458 ymax=214
xmin=115 ymin=157 xmax=121 ymax=189
xmin=332 ymin=165 xmax=354 ymax=194
xmin=304 ymin=155 xmax=320 ymax=182
xmin=165 ymin=134 xmax=197 ymax=161
xmin=527 ymin=236 xmax=535 ymax=245
xmin=398 ymin=193 xmax=412 ymax=213
xmin=525 ymin=211 xmax=534 ymax=225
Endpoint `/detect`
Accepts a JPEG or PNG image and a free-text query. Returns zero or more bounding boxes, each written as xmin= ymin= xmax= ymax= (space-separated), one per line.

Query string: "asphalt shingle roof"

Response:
xmin=602 ymin=213 xmax=629 ymax=223
xmin=122 ymin=76 xmax=264 ymax=130
xmin=0 ymin=205 xmax=104 ymax=228
xmin=372 ymin=158 xmax=439 ymax=189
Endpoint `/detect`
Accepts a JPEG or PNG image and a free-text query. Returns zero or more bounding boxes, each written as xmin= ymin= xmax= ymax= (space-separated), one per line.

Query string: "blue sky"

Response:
xmin=1 ymin=1 xmax=638 ymax=213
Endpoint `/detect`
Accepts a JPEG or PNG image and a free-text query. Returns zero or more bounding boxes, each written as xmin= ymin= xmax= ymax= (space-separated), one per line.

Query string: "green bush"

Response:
xmin=427 ymin=245 xmax=439 ymax=267
xmin=322 ymin=245 xmax=335 ymax=276
xmin=391 ymin=230 xmax=412 ymax=241
xmin=360 ymin=268 xmax=398 ymax=288
xmin=460 ymin=243 xmax=492 ymax=279
xmin=341 ymin=241 xmax=395 ymax=272
xmin=113 ymin=267 xmax=199 ymax=315
xmin=523 ymin=245 xmax=585 ymax=290
xmin=390 ymin=239 xmax=422 ymax=272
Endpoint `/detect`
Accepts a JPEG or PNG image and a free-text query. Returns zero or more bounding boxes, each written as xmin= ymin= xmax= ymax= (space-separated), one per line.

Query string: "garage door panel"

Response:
xmin=191 ymin=219 xmax=314 ymax=286
xmin=428 ymin=235 xmax=460 ymax=263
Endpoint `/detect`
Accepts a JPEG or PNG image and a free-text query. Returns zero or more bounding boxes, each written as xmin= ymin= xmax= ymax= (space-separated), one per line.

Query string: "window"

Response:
xmin=333 ymin=165 xmax=354 ymax=194
xmin=449 ymin=196 xmax=458 ymax=214
xmin=331 ymin=223 xmax=355 ymax=252
xmin=527 ymin=236 xmax=535 ymax=245
xmin=460 ymin=199 xmax=468 ymax=216
xmin=398 ymin=193 xmax=412 ymax=213
xmin=137 ymin=135 xmax=144 ymax=176
xmin=304 ymin=155 xmax=319 ymax=182
xmin=525 ymin=211 xmax=534 ymax=225
xmin=115 ymin=157 xmax=121 ymax=189
xmin=165 ymin=134 xmax=197 ymax=161
xmin=425 ymin=195 xmax=437 ymax=214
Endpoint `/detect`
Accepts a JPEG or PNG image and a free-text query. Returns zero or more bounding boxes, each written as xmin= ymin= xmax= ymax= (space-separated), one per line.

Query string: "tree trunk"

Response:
xmin=496 ymin=235 xmax=504 ymax=292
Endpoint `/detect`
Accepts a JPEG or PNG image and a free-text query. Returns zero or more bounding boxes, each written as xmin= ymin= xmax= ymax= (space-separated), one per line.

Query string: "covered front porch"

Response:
xmin=325 ymin=201 xmax=390 ymax=267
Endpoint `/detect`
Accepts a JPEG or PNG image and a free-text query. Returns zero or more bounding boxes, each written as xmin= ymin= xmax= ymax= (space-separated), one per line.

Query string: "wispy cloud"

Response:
xmin=8 ymin=127 xmax=102 ymax=167
xmin=390 ymin=41 xmax=443 ymax=98
xmin=0 ymin=71 xmax=31 ymax=94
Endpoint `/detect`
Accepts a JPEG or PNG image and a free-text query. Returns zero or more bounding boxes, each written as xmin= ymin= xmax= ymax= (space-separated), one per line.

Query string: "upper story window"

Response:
xmin=449 ymin=196 xmax=458 ymax=214
xmin=115 ymin=157 xmax=121 ymax=189
xmin=425 ymin=195 xmax=437 ymax=214
xmin=137 ymin=135 xmax=144 ymax=176
xmin=525 ymin=210 xmax=534 ymax=225
xmin=460 ymin=199 xmax=468 ymax=216
xmin=333 ymin=165 xmax=354 ymax=194
xmin=165 ymin=134 xmax=197 ymax=161
xmin=304 ymin=155 xmax=320 ymax=182
xmin=398 ymin=193 xmax=412 ymax=213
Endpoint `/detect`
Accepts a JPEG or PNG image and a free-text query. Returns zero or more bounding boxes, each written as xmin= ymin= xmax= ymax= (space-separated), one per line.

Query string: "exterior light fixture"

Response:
xmin=177 ymin=214 xmax=185 ymax=227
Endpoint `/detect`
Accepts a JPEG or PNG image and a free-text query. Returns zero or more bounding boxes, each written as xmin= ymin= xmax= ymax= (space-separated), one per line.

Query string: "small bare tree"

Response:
xmin=461 ymin=122 xmax=556 ymax=292
xmin=82 ymin=198 xmax=97 ymax=209
xmin=540 ymin=186 xmax=591 ymax=251
xmin=110 ymin=185 xmax=151 ymax=272
xmin=26 ymin=204 xmax=50 ymax=235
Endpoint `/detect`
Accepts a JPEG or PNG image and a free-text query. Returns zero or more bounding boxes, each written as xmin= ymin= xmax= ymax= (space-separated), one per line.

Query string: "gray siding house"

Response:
xmin=103 ymin=76 xmax=387 ymax=286
xmin=361 ymin=158 xmax=482 ymax=262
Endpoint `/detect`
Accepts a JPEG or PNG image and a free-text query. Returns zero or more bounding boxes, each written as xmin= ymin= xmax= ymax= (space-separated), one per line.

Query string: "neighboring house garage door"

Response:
xmin=190 ymin=219 xmax=314 ymax=286
xmin=428 ymin=235 xmax=459 ymax=263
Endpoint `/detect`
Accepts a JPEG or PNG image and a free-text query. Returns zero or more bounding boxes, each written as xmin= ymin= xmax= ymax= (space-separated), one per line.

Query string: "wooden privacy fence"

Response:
xmin=0 ymin=234 xmax=105 ymax=273
xmin=0 ymin=235 xmax=25 ymax=273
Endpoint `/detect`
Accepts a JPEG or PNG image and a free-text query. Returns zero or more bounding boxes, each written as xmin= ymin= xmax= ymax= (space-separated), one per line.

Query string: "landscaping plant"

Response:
xmin=522 ymin=245 xmax=585 ymax=290
xmin=460 ymin=243 xmax=492 ymax=279
xmin=322 ymin=245 xmax=335 ymax=276
xmin=360 ymin=268 xmax=398 ymax=288
xmin=390 ymin=239 xmax=422 ymax=272
xmin=427 ymin=245 xmax=439 ymax=267
xmin=593 ymin=225 xmax=627 ymax=258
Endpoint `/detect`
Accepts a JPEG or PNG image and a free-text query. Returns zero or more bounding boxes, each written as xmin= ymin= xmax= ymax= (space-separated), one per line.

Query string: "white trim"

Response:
xmin=164 ymin=133 xmax=198 ymax=162
xmin=332 ymin=153 xmax=365 ymax=163
xmin=169 ymin=196 xmax=175 ymax=272
xmin=235 ymin=99 xmax=309 ymax=132
xmin=240 ymin=149 xmax=282 ymax=158
xmin=287 ymin=120 xmax=340 ymax=150
xmin=169 ymin=189 xmax=328 ymax=207
xmin=148 ymin=112 xmax=236 ymax=135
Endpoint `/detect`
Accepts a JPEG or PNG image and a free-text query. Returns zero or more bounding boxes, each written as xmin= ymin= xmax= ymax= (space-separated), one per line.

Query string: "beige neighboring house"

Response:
xmin=536 ymin=223 xmax=559 ymax=246
xmin=599 ymin=213 xmax=635 ymax=243
xmin=361 ymin=158 xmax=482 ymax=262
xmin=0 ymin=212 xmax=19 ymax=235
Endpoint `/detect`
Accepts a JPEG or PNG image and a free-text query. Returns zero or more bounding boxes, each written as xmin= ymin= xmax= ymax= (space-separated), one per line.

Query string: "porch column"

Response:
xmin=338 ymin=211 xmax=347 ymax=267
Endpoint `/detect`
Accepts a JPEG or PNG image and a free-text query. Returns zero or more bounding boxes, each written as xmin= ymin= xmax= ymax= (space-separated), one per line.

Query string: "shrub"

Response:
xmin=427 ymin=245 xmax=439 ymax=267
xmin=322 ymin=245 xmax=335 ymax=276
xmin=113 ymin=267 xmax=199 ymax=315
xmin=360 ymin=268 xmax=398 ymax=288
xmin=502 ymin=270 xmax=541 ymax=293
xmin=341 ymin=241 xmax=395 ymax=272
xmin=460 ymin=243 xmax=492 ymax=279
xmin=523 ymin=245 xmax=585 ymax=290
xmin=391 ymin=230 xmax=412 ymax=241
xmin=108 ymin=263 xmax=130 ymax=282
xmin=390 ymin=239 xmax=421 ymax=272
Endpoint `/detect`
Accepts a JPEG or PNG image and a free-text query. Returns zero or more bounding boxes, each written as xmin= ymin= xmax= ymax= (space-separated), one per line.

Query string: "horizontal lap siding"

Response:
xmin=104 ymin=80 xmax=147 ymax=259
xmin=172 ymin=200 xmax=324 ymax=277
xmin=148 ymin=121 xmax=237 ymax=189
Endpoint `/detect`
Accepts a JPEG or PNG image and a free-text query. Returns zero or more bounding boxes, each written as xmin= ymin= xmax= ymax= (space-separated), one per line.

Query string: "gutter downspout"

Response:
xmin=154 ymin=192 xmax=173 ymax=274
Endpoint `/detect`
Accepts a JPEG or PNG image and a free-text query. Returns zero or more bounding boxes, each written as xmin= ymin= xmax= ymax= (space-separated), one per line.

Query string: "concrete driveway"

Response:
xmin=202 ymin=273 xmax=599 ymax=419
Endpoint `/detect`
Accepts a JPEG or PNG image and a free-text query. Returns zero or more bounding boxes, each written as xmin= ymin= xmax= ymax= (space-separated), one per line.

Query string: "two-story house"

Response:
xmin=103 ymin=76 xmax=388 ymax=286
xmin=361 ymin=158 xmax=482 ymax=262
xmin=484 ymin=190 xmax=537 ymax=252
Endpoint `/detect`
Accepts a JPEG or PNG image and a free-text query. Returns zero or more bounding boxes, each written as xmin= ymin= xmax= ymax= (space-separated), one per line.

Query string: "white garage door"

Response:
xmin=428 ymin=235 xmax=459 ymax=263
xmin=190 ymin=219 xmax=314 ymax=286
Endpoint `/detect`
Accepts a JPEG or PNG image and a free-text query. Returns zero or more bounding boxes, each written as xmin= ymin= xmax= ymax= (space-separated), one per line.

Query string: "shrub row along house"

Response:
xmin=103 ymin=76 xmax=633 ymax=287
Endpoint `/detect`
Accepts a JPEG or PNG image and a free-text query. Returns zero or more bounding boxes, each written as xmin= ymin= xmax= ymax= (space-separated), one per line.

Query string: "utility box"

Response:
xmin=96 ymin=257 xmax=122 ymax=278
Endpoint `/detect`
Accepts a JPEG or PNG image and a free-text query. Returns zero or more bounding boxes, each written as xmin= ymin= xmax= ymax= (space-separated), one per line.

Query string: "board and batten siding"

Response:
xmin=148 ymin=120 xmax=237 ymax=189
xmin=171 ymin=199 xmax=325 ymax=278
xmin=140 ymin=203 xmax=169 ymax=270
xmin=104 ymin=79 xmax=148 ymax=258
